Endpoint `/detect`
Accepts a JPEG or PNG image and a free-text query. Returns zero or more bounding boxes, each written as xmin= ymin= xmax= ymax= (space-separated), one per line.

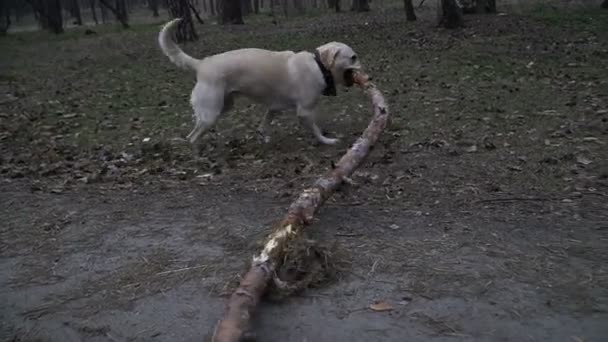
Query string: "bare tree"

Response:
xmin=474 ymin=0 xmax=496 ymax=13
xmin=149 ymin=0 xmax=160 ymax=16
xmin=0 ymin=2 xmax=10 ymax=35
xmin=439 ymin=0 xmax=463 ymax=28
xmin=222 ymin=0 xmax=244 ymax=24
xmin=327 ymin=0 xmax=340 ymax=12
xmin=100 ymin=0 xmax=108 ymax=22
xmin=0 ymin=0 xmax=11 ymax=35
xmin=351 ymin=0 xmax=369 ymax=11
xmin=167 ymin=0 xmax=198 ymax=41
xmin=241 ymin=0 xmax=252 ymax=14
xmin=404 ymin=0 xmax=416 ymax=21
xmin=189 ymin=0 xmax=205 ymax=24
xmin=90 ymin=0 xmax=99 ymax=24
xmin=98 ymin=0 xmax=129 ymax=28
xmin=209 ymin=0 xmax=216 ymax=15
xmin=27 ymin=0 xmax=64 ymax=33
xmin=293 ymin=0 xmax=305 ymax=14
xmin=70 ymin=0 xmax=83 ymax=25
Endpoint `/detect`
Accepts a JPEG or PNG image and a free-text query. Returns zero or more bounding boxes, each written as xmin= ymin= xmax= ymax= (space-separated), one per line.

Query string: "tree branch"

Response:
xmin=210 ymin=71 xmax=388 ymax=342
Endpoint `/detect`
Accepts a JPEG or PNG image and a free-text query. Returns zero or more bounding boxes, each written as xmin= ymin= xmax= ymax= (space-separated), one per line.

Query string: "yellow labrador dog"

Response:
xmin=158 ymin=19 xmax=365 ymax=150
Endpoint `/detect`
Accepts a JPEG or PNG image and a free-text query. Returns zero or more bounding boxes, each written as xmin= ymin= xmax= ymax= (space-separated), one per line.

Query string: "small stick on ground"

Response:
xmin=210 ymin=71 xmax=389 ymax=342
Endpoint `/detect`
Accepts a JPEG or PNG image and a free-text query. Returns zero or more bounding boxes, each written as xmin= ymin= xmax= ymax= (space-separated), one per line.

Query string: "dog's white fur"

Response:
xmin=158 ymin=19 xmax=363 ymax=149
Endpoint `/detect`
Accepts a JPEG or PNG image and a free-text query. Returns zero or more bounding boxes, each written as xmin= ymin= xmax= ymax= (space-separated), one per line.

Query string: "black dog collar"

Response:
xmin=313 ymin=49 xmax=336 ymax=97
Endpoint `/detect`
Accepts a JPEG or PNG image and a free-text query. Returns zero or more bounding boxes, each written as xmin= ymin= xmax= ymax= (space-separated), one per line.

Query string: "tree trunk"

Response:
xmin=98 ymin=0 xmax=129 ymax=27
xmin=486 ymin=0 xmax=496 ymax=12
xmin=209 ymin=71 xmax=387 ymax=342
xmin=475 ymin=0 xmax=485 ymax=13
xmin=440 ymin=0 xmax=463 ymax=28
xmin=28 ymin=0 xmax=64 ymax=33
xmin=335 ymin=0 xmax=340 ymax=12
xmin=189 ymin=0 xmax=205 ymax=24
xmin=166 ymin=0 xmax=198 ymax=41
xmin=0 ymin=0 xmax=10 ymax=35
xmin=90 ymin=0 xmax=99 ymax=24
xmin=241 ymin=0 xmax=252 ymax=14
xmin=603 ymin=0 xmax=608 ymax=9
xmin=71 ymin=0 xmax=83 ymax=25
xmin=209 ymin=0 xmax=215 ymax=15
xmin=100 ymin=1 xmax=108 ymax=22
xmin=116 ymin=0 xmax=128 ymax=22
xmin=253 ymin=0 xmax=259 ymax=13
xmin=351 ymin=0 xmax=369 ymax=11
xmin=222 ymin=0 xmax=244 ymax=23
xmin=404 ymin=0 xmax=415 ymax=21
xmin=293 ymin=0 xmax=304 ymax=14
xmin=149 ymin=0 xmax=160 ymax=16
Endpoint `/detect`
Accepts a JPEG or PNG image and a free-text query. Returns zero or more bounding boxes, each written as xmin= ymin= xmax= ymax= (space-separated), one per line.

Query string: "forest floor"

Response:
xmin=1 ymin=5 xmax=607 ymax=342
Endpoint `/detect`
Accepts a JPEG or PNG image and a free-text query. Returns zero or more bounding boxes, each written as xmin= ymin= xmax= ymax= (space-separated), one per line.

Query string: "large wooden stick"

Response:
xmin=211 ymin=72 xmax=389 ymax=342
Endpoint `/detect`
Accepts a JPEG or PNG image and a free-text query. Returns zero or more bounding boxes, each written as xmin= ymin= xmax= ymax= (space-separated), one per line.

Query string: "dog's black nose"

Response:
xmin=368 ymin=76 xmax=373 ymax=81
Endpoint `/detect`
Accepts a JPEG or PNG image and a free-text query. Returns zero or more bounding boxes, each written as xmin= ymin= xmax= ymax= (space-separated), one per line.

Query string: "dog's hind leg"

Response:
xmin=297 ymin=106 xmax=339 ymax=145
xmin=257 ymin=109 xmax=280 ymax=144
xmin=186 ymin=83 xmax=225 ymax=155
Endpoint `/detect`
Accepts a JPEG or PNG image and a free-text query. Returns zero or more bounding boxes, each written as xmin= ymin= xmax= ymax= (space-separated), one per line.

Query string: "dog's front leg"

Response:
xmin=297 ymin=106 xmax=339 ymax=145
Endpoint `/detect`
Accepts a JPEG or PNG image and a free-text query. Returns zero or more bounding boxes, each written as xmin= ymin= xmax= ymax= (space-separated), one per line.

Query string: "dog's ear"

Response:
xmin=320 ymin=46 xmax=341 ymax=68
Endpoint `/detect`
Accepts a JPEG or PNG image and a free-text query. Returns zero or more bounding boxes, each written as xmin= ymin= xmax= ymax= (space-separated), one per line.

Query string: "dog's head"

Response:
xmin=316 ymin=42 xmax=363 ymax=87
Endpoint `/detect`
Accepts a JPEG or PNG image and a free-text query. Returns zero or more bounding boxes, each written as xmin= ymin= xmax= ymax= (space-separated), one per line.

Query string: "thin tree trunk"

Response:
xmin=222 ymin=0 xmax=243 ymax=23
xmin=167 ymin=0 xmax=198 ymax=41
xmin=149 ymin=0 xmax=160 ymax=16
xmin=440 ymin=0 xmax=463 ymax=28
xmin=209 ymin=0 xmax=215 ymax=15
xmin=351 ymin=0 xmax=369 ymax=11
xmin=189 ymin=0 xmax=204 ymax=24
xmin=253 ymin=0 xmax=259 ymax=13
xmin=71 ymin=0 xmax=83 ymax=25
xmin=0 ymin=0 xmax=10 ymax=35
xmin=487 ymin=0 xmax=496 ymax=12
xmin=27 ymin=0 xmax=64 ymax=33
xmin=98 ymin=0 xmax=129 ymax=27
xmin=100 ymin=1 xmax=108 ymax=22
xmin=90 ymin=0 xmax=99 ymax=24
xmin=335 ymin=0 xmax=341 ymax=12
xmin=210 ymin=71 xmax=387 ymax=342
xmin=116 ymin=0 xmax=128 ymax=22
xmin=404 ymin=0 xmax=416 ymax=21
xmin=293 ymin=0 xmax=304 ymax=14
xmin=603 ymin=0 xmax=608 ymax=8
xmin=241 ymin=0 xmax=252 ymax=14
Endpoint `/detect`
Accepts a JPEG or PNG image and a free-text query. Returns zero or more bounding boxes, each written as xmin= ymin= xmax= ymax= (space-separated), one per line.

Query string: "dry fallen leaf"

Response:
xmin=370 ymin=301 xmax=394 ymax=312
xmin=465 ymin=145 xmax=478 ymax=153
xmin=576 ymin=156 xmax=592 ymax=165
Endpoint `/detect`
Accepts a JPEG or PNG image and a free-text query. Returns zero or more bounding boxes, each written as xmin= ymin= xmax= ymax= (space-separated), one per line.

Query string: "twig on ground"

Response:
xmin=156 ymin=264 xmax=208 ymax=275
xmin=473 ymin=197 xmax=557 ymax=204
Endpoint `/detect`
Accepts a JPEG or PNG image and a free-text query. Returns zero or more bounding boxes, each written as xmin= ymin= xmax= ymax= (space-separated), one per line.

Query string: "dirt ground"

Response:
xmin=1 ymin=4 xmax=607 ymax=342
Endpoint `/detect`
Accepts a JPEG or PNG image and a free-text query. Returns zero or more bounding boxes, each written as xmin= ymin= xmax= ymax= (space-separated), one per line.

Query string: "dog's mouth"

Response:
xmin=343 ymin=69 xmax=355 ymax=87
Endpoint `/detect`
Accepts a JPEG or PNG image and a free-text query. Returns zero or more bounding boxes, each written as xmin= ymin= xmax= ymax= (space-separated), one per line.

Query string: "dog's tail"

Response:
xmin=158 ymin=18 xmax=199 ymax=71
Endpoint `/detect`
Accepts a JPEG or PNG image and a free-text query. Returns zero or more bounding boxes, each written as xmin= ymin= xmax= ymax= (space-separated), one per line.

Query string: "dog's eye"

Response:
xmin=351 ymin=55 xmax=357 ymax=63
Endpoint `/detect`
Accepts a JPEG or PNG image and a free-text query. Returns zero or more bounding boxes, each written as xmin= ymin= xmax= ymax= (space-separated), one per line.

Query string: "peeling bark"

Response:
xmin=210 ymin=71 xmax=388 ymax=342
